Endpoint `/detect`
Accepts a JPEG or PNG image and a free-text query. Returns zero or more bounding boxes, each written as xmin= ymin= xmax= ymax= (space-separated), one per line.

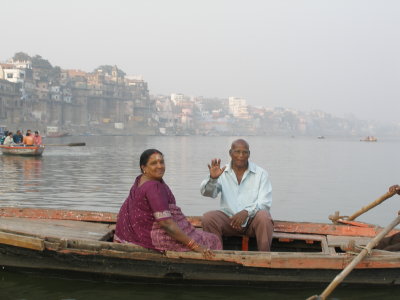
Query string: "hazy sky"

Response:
xmin=2 ymin=0 xmax=400 ymax=123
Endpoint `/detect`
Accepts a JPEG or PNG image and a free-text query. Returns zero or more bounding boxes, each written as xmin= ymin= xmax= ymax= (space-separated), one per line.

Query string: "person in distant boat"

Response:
xmin=23 ymin=131 xmax=34 ymax=146
xmin=3 ymin=132 xmax=14 ymax=146
xmin=114 ymin=149 xmax=222 ymax=257
xmin=33 ymin=131 xmax=42 ymax=145
xmin=375 ymin=185 xmax=400 ymax=251
xmin=0 ymin=131 xmax=8 ymax=145
xmin=200 ymin=139 xmax=274 ymax=251
xmin=13 ymin=130 xmax=23 ymax=144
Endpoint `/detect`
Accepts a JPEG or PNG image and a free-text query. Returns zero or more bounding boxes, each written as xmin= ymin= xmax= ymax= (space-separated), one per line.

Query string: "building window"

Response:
xmin=7 ymin=73 xmax=13 ymax=79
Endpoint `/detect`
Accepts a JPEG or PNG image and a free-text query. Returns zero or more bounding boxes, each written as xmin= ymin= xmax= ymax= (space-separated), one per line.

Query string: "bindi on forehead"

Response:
xmin=149 ymin=153 xmax=164 ymax=161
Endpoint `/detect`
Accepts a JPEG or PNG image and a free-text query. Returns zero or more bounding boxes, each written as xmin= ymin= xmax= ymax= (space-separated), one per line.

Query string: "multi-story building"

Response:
xmin=228 ymin=96 xmax=249 ymax=119
xmin=0 ymin=56 xmax=153 ymax=135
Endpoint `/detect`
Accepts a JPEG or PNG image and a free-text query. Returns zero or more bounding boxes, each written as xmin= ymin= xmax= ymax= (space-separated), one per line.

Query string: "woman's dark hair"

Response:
xmin=139 ymin=149 xmax=163 ymax=173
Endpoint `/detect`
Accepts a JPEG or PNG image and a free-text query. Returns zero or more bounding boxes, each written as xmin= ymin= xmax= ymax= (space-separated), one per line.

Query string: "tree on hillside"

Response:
xmin=201 ymin=98 xmax=226 ymax=112
xmin=49 ymin=66 xmax=62 ymax=82
xmin=13 ymin=52 xmax=31 ymax=61
xmin=32 ymin=55 xmax=53 ymax=70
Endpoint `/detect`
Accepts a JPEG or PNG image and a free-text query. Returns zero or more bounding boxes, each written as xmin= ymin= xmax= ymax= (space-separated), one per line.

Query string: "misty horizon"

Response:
xmin=2 ymin=0 xmax=400 ymax=124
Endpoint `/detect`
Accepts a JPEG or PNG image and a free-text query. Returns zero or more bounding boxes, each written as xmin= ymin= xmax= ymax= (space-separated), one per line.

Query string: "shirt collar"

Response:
xmin=225 ymin=161 xmax=256 ymax=173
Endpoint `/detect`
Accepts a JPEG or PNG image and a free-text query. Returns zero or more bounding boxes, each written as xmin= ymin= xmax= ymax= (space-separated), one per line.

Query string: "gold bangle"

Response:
xmin=187 ymin=239 xmax=201 ymax=250
xmin=187 ymin=239 xmax=195 ymax=249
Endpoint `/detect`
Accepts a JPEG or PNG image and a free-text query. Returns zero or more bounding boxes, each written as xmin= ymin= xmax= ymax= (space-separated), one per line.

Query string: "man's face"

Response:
xmin=229 ymin=143 xmax=250 ymax=169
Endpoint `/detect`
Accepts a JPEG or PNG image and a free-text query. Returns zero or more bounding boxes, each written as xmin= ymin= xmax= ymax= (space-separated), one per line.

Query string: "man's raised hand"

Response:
xmin=208 ymin=158 xmax=226 ymax=179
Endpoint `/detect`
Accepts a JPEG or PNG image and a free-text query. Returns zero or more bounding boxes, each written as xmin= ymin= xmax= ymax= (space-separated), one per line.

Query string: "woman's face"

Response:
xmin=142 ymin=153 xmax=165 ymax=180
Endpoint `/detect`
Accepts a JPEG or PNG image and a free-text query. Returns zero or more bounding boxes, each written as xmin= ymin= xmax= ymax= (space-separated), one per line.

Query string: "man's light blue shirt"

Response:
xmin=200 ymin=161 xmax=272 ymax=226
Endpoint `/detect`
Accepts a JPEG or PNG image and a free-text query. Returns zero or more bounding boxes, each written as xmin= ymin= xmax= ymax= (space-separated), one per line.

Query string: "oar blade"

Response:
xmin=43 ymin=142 xmax=86 ymax=147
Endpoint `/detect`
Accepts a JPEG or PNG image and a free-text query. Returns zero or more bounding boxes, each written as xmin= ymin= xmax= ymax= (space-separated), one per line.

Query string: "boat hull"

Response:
xmin=0 ymin=207 xmax=400 ymax=286
xmin=1 ymin=242 xmax=400 ymax=286
xmin=0 ymin=145 xmax=44 ymax=156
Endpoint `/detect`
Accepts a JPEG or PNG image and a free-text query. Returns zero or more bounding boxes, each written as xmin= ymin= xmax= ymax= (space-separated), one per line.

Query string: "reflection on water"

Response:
xmin=1 ymin=155 xmax=43 ymax=194
xmin=1 ymin=135 xmax=399 ymax=225
xmin=2 ymin=269 xmax=400 ymax=300
xmin=1 ymin=135 xmax=400 ymax=299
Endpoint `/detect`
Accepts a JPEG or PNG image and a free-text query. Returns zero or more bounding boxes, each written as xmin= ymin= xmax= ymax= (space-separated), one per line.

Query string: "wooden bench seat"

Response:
xmin=0 ymin=217 xmax=114 ymax=241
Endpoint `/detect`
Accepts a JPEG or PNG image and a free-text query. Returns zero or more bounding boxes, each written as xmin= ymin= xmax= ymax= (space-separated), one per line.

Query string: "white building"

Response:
xmin=2 ymin=68 xmax=26 ymax=83
xmin=228 ymin=96 xmax=249 ymax=119
xmin=171 ymin=93 xmax=185 ymax=105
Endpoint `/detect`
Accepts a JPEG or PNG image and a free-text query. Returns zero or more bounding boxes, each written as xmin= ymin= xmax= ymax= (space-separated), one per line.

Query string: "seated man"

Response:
xmin=200 ymin=139 xmax=274 ymax=251
xmin=375 ymin=185 xmax=400 ymax=251
xmin=13 ymin=130 xmax=23 ymax=144
xmin=23 ymin=132 xmax=34 ymax=146
xmin=33 ymin=131 xmax=42 ymax=145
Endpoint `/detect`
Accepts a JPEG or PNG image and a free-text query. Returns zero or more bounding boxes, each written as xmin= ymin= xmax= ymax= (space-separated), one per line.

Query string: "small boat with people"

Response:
xmin=0 ymin=145 xmax=45 ymax=156
xmin=1 ymin=194 xmax=400 ymax=288
xmin=360 ymin=136 xmax=378 ymax=142
xmin=0 ymin=142 xmax=85 ymax=156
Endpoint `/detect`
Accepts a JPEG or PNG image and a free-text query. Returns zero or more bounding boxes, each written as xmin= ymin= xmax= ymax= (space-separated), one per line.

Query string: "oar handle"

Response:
xmin=347 ymin=190 xmax=397 ymax=221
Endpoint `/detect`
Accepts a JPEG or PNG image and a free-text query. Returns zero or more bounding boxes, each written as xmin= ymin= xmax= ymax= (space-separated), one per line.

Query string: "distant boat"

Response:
xmin=317 ymin=136 xmax=325 ymax=139
xmin=360 ymin=136 xmax=377 ymax=142
xmin=45 ymin=126 xmax=70 ymax=138
xmin=0 ymin=145 xmax=45 ymax=156
xmin=45 ymin=132 xmax=70 ymax=138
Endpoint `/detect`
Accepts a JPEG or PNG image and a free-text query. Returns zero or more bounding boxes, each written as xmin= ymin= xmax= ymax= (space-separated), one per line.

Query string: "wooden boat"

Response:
xmin=45 ymin=126 xmax=70 ymax=138
xmin=45 ymin=132 xmax=70 ymax=138
xmin=0 ymin=145 xmax=45 ymax=156
xmin=1 ymin=206 xmax=400 ymax=286
xmin=360 ymin=136 xmax=377 ymax=142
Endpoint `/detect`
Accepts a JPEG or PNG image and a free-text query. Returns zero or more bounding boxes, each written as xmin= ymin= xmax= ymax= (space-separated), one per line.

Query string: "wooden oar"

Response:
xmin=347 ymin=190 xmax=397 ymax=221
xmin=307 ymin=212 xmax=400 ymax=300
xmin=329 ymin=190 xmax=397 ymax=224
xmin=44 ymin=142 xmax=86 ymax=147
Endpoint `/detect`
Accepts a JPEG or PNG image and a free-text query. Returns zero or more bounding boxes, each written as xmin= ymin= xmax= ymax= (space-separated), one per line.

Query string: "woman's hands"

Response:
xmin=193 ymin=244 xmax=215 ymax=259
xmin=208 ymin=158 xmax=226 ymax=179
xmin=158 ymin=219 xmax=215 ymax=259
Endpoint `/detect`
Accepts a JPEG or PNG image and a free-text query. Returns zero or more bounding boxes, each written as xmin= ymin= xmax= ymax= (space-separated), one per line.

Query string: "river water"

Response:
xmin=1 ymin=135 xmax=400 ymax=299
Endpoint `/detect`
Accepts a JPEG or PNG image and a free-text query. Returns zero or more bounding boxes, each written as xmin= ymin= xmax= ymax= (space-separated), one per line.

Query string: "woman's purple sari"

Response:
xmin=114 ymin=175 xmax=222 ymax=252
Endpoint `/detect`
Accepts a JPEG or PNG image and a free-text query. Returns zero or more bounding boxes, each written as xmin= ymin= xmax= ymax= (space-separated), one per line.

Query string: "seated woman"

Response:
xmin=3 ymin=132 xmax=14 ymax=146
xmin=114 ymin=149 xmax=222 ymax=257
